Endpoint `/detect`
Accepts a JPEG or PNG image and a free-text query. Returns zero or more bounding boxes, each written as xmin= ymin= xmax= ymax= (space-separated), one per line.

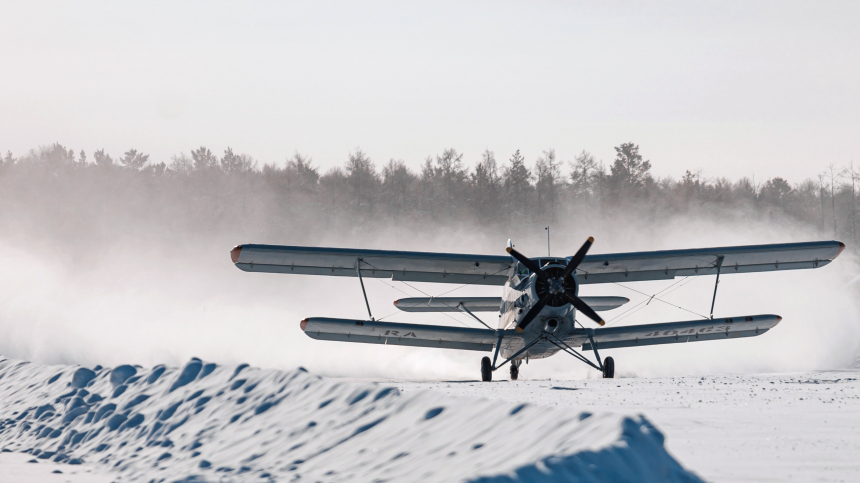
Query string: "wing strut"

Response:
xmin=545 ymin=332 xmax=603 ymax=372
xmin=355 ymin=258 xmax=374 ymax=321
xmin=492 ymin=336 xmax=544 ymax=371
xmin=491 ymin=331 xmax=504 ymax=368
xmin=457 ymin=303 xmax=493 ymax=330
xmin=709 ymin=256 xmax=725 ymax=319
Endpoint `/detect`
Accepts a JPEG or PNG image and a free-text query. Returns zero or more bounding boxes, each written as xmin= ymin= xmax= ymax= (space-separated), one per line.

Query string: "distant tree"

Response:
xmin=93 ymin=149 xmax=114 ymax=168
xmin=118 ymin=149 xmax=149 ymax=170
xmin=2 ymin=151 xmax=15 ymax=168
xmin=535 ymin=149 xmax=562 ymax=220
xmin=221 ymin=147 xmax=256 ymax=174
xmin=149 ymin=162 xmax=167 ymax=175
xmin=471 ymin=149 xmax=502 ymax=220
xmin=677 ymin=170 xmax=703 ymax=202
xmin=825 ymin=165 xmax=841 ymax=237
xmin=319 ymin=166 xmax=351 ymax=214
xmin=381 ymin=159 xmax=415 ymax=214
xmin=760 ymin=177 xmax=792 ymax=206
xmin=503 ymin=149 xmax=532 ymax=215
xmin=78 ymin=150 xmax=87 ymax=165
xmin=191 ymin=146 xmax=217 ymax=171
xmin=607 ymin=142 xmax=652 ymax=196
xmin=169 ymin=153 xmax=192 ymax=172
xmin=433 ymin=148 xmax=467 ymax=204
xmin=283 ymin=152 xmax=319 ymax=192
xmin=570 ymin=151 xmax=597 ymax=202
xmin=345 ymin=149 xmax=379 ymax=212
xmin=844 ymin=162 xmax=858 ymax=246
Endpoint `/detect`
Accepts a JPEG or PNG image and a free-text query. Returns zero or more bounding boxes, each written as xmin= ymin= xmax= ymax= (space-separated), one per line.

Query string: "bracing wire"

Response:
xmin=360 ymin=260 xmax=509 ymax=329
xmin=605 ymin=275 xmax=709 ymax=325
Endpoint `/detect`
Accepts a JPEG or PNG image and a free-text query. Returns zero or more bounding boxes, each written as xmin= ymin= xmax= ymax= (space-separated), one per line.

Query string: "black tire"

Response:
xmin=510 ymin=362 xmax=519 ymax=381
xmin=602 ymin=357 xmax=615 ymax=379
xmin=481 ymin=356 xmax=492 ymax=382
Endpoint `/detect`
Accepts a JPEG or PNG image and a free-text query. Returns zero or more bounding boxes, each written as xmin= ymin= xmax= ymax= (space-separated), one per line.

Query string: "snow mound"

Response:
xmin=0 ymin=357 xmax=703 ymax=482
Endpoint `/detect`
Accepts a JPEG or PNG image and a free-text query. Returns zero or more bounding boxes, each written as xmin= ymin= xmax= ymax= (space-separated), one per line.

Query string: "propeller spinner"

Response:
xmin=507 ymin=237 xmax=605 ymax=333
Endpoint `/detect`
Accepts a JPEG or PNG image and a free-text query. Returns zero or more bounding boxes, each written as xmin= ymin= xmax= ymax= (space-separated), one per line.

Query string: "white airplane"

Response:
xmin=230 ymin=238 xmax=844 ymax=381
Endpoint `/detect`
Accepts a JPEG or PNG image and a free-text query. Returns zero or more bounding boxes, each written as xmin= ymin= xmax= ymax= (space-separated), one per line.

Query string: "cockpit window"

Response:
xmin=516 ymin=262 xmax=530 ymax=278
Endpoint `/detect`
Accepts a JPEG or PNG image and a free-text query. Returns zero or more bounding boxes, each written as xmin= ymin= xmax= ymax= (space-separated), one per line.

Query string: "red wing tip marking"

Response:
xmin=230 ymin=245 xmax=243 ymax=264
xmin=300 ymin=319 xmax=308 ymax=331
xmin=505 ymin=247 xmax=513 ymax=254
xmin=775 ymin=316 xmax=782 ymax=325
xmin=587 ymin=236 xmax=595 ymax=243
xmin=393 ymin=300 xmax=399 ymax=306
xmin=516 ymin=326 xmax=523 ymax=333
xmin=598 ymin=320 xmax=606 ymax=326
xmin=835 ymin=242 xmax=846 ymax=259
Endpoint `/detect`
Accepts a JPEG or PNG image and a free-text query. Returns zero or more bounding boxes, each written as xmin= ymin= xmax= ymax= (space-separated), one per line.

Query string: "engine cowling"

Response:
xmin=534 ymin=265 xmax=576 ymax=307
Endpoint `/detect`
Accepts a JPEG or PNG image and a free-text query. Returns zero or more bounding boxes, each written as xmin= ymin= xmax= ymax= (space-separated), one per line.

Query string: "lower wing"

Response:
xmin=300 ymin=318 xmax=518 ymax=352
xmin=579 ymin=314 xmax=782 ymax=350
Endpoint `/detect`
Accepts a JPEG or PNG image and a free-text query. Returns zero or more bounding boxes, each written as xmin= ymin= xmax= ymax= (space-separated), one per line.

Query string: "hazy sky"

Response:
xmin=1 ymin=1 xmax=857 ymax=181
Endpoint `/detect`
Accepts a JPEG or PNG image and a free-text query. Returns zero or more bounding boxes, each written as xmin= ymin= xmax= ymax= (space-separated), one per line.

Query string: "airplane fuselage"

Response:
xmin=499 ymin=259 xmax=579 ymax=361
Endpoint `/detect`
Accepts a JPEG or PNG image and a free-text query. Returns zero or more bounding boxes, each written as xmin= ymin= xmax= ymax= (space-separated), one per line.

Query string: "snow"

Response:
xmin=391 ymin=370 xmax=860 ymax=482
xmin=0 ymin=357 xmax=703 ymax=482
xmin=0 ymin=452 xmax=112 ymax=483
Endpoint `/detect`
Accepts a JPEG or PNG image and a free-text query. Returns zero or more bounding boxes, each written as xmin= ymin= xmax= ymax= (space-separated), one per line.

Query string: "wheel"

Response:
xmin=481 ymin=356 xmax=492 ymax=382
xmin=602 ymin=357 xmax=615 ymax=379
xmin=510 ymin=362 xmax=519 ymax=381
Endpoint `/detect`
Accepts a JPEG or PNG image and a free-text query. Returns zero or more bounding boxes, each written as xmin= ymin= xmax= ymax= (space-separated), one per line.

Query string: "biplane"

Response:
xmin=230 ymin=238 xmax=844 ymax=381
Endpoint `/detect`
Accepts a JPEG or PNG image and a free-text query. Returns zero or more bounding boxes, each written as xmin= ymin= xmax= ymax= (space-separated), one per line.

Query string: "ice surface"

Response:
xmin=0 ymin=357 xmax=703 ymax=482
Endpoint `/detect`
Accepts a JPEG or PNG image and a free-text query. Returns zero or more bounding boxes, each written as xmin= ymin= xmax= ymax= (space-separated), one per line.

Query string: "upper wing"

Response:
xmin=576 ymin=240 xmax=844 ymax=284
xmin=578 ymin=314 xmax=781 ymax=350
xmin=300 ymin=317 xmax=517 ymax=352
xmin=231 ymin=240 xmax=843 ymax=286
xmin=231 ymin=245 xmax=512 ymax=285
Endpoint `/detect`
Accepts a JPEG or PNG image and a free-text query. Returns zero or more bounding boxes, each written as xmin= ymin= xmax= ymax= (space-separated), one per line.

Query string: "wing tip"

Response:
xmin=587 ymin=236 xmax=595 ymax=243
xmin=300 ymin=318 xmax=308 ymax=331
xmin=231 ymin=245 xmax=243 ymax=264
xmin=835 ymin=241 xmax=846 ymax=259
xmin=599 ymin=319 xmax=606 ymax=326
xmin=516 ymin=326 xmax=523 ymax=333
xmin=506 ymin=246 xmax=513 ymax=254
xmin=775 ymin=315 xmax=782 ymax=325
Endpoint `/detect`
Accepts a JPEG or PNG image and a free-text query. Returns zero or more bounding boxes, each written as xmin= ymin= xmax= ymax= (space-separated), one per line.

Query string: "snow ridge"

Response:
xmin=0 ymin=357 xmax=703 ymax=482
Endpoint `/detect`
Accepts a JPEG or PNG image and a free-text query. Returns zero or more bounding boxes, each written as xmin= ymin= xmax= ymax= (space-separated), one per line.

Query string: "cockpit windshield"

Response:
xmin=515 ymin=262 xmax=531 ymax=278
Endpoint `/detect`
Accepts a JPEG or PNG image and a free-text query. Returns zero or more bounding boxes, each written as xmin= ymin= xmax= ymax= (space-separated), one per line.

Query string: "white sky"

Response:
xmin=1 ymin=1 xmax=857 ymax=182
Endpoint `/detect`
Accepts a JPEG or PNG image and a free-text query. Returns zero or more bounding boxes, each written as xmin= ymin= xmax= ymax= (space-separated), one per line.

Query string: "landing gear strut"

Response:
xmin=510 ymin=361 xmax=520 ymax=380
xmin=602 ymin=356 xmax=615 ymax=378
xmin=481 ymin=356 xmax=492 ymax=382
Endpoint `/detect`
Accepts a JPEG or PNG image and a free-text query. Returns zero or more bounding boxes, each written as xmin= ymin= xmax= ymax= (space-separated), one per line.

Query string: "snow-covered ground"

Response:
xmin=3 ymin=355 xmax=858 ymax=482
xmin=388 ymin=370 xmax=860 ymax=483
xmin=0 ymin=357 xmax=703 ymax=482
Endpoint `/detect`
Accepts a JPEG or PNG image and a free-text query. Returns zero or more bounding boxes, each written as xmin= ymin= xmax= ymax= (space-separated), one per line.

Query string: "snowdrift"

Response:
xmin=0 ymin=357 xmax=703 ymax=482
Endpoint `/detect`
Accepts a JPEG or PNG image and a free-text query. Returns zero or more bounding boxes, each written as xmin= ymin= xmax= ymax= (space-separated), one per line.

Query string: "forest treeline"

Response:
xmin=0 ymin=142 xmax=857 ymax=249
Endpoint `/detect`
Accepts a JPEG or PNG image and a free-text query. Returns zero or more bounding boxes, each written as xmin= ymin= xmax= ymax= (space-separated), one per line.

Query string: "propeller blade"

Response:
xmin=564 ymin=291 xmax=605 ymax=326
xmin=561 ymin=236 xmax=594 ymax=279
xmin=516 ymin=295 xmax=550 ymax=333
xmin=506 ymin=247 xmax=549 ymax=282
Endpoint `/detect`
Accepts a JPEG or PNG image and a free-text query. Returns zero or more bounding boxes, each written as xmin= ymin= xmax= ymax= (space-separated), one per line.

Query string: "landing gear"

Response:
xmin=510 ymin=361 xmax=520 ymax=380
xmin=481 ymin=356 xmax=492 ymax=382
xmin=602 ymin=357 xmax=615 ymax=379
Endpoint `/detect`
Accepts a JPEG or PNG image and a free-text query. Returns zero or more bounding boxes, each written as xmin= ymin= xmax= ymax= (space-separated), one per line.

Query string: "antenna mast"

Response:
xmin=545 ymin=226 xmax=550 ymax=256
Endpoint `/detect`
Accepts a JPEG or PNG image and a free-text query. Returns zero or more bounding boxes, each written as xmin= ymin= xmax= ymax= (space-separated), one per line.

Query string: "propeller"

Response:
xmin=506 ymin=237 xmax=605 ymax=333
